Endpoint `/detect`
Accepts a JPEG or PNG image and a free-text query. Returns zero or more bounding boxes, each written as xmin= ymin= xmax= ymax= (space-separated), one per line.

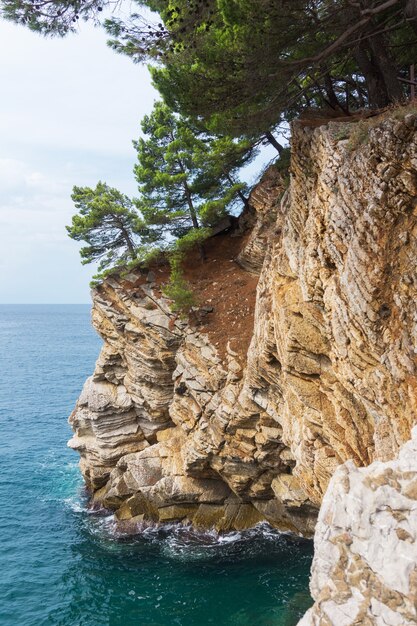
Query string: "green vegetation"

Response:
xmin=332 ymin=124 xmax=353 ymax=142
xmin=66 ymin=103 xmax=255 ymax=309
xmin=162 ymin=252 xmax=196 ymax=315
xmin=66 ymin=182 xmax=147 ymax=272
xmin=134 ymin=102 xmax=253 ymax=248
xmin=346 ymin=120 xmax=372 ymax=152
xmin=321 ymin=101 xmax=417 ymax=153
xmin=8 ymin=0 xmax=417 ymax=310
xmin=4 ymin=1 xmax=417 ymax=137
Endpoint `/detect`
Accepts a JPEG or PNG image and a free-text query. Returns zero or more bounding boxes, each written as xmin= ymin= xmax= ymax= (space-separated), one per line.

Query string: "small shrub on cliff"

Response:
xmin=174 ymin=227 xmax=212 ymax=258
xmin=163 ymin=252 xmax=196 ymax=315
xmin=140 ymin=246 xmax=165 ymax=268
xmin=346 ymin=120 xmax=370 ymax=152
xmin=332 ymin=123 xmax=352 ymax=142
xmin=274 ymin=147 xmax=291 ymax=174
xmin=343 ymin=103 xmax=417 ymax=153
xmin=162 ymin=230 xmax=212 ymax=314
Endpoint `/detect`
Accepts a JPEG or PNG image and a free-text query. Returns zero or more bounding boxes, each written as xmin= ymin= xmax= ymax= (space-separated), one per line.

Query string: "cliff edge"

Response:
xmin=70 ymin=109 xmax=417 ymax=623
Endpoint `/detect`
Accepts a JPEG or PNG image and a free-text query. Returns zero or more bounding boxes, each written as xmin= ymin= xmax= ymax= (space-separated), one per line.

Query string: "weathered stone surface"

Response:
xmin=68 ymin=281 xmax=183 ymax=490
xmin=70 ymin=112 xmax=417 ymax=553
xmin=265 ymin=116 xmax=417 ymax=508
xmin=236 ymin=165 xmax=287 ymax=273
xmin=299 ymin=426 xmax=417 ymax=626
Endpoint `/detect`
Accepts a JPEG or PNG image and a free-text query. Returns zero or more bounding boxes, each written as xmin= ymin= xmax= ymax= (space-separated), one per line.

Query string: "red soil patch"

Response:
xmin=182 ymin=232 xmax=259 ymax=362
xmin=125 ymin=230 xmax=259 ymax=363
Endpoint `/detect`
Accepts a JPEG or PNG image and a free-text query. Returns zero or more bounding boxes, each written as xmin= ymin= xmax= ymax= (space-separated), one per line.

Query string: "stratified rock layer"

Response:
xmin=70 ymin=111 xmax=417 ymax=547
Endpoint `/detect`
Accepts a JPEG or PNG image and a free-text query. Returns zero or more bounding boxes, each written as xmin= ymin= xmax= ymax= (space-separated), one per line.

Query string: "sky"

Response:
xmin=0 ymin=17 xmax=278 ymax=304
xmin=0 ymin=18 xmax=158 ymax=303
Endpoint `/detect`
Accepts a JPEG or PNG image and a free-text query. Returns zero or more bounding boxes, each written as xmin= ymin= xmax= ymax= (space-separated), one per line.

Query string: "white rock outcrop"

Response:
xmin=299 ymin=426 xmax=417 ymax=626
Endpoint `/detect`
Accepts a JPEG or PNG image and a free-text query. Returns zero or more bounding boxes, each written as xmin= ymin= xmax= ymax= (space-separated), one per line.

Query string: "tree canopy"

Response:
xmin=3 ymin=1 xmax=417 ymax=139
xmin=66 ymin=181 xmax=145 ymax=272
xmin=4 ymin=0 xmax=417 ymax=140
xmin=117 ymin=0 xmax=417 ymax=135
xmin=66 ymin=104 xmax=256 ymax=283
xmin=133 ymin=101 xmax=255 ymax=245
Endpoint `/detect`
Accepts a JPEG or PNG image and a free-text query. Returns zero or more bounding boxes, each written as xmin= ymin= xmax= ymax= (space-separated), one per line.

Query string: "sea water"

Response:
xmin=0 ymin=304 xmax=313 ymax=626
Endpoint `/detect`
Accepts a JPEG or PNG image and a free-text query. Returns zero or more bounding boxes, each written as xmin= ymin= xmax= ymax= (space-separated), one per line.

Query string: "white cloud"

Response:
xmin=0 ymin=21 xmax=157 ymax=156
xmin=0 ymin=19 xmax=157 ymax=303
xmin=0 ymin=158 xmax=67 ymax=198
xmin=0 ymin=158 xmax=26 ymax=186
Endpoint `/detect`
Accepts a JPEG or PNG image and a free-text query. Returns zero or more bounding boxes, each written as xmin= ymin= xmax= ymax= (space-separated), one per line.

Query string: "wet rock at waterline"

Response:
xmin=70 ymin=112 xmax=417 ymax=624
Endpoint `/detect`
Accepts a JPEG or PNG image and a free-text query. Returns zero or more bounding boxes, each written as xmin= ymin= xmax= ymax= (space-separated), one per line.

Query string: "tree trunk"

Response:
xmin=237 ymin=189 xmax=250 ymax=210
xmin=355 ymin=75 xmax=367 ymax=108
xmin=184 ymin=185 xmax=199 ymax=230
xmin=368 ymin=33 xmax=403 ymax=103
xmin=125 ymin=237 xmax=136 ymax=259
xmin=264 ymin=131 xmax=284 ymax=155
xmin=323 ymin=72 xmax=344 ymax=111
xmin=115 ymin=217 xmax=136 ymax=259
xmin=225 ymin=172 xmax=250 ymax=210
xmin=175 ymin=151 xmax=205 ymax=261
xmin=339 ymin=0 xmax=401 ymax=107
xmin=183 ymin=182 xmax=206 ymax=261
xmin=405 ymin=0 xmax=417 ymax=34
xmin=354 ymin=40 xmax=391 ymax=107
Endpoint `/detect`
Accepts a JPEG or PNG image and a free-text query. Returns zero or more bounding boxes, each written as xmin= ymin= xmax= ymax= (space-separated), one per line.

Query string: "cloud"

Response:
xmin=0 ymin=158 xmax=27 ymax=187
xmin=0 ymin=19 xmax=157 ymax=303
xmin=0 ymin=21 xmax=158 ymax=157
xmin=0 ymin=158 xmax=67 ymax=198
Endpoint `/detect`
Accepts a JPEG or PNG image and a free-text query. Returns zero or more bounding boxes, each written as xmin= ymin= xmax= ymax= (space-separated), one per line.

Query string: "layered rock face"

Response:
xmin=70 ymin=111 xmax=417 ymax=547
xmin=69 ymin=166 xmax=316 ymax=534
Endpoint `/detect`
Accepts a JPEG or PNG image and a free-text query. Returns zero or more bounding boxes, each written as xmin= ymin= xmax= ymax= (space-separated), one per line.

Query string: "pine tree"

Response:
xmin=193 ymin=135 xmax=255 ymax=214
xmin=133 ymin=102 xmax=254 ymax=251
xmin=66 ymin=181 xmax=144 ymax=272
xmin=4 ymin=0 xmax=416 ymax=135
xmin=107 ymin=0 xmax=414 ymax=134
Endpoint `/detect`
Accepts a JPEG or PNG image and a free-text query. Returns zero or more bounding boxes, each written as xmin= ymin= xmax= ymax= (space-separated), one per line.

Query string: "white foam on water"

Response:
xmin=63 ymin=497 xmax=86 ymax=514
xmin=82 ymin=512 xmax=288 ymax=545
xmin=60 ymin=485 xmax=296 ymax=563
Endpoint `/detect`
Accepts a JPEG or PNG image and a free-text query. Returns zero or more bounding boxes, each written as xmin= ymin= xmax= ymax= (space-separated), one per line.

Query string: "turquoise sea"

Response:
xmin=0 ymin=304 xmax=313 ymax=626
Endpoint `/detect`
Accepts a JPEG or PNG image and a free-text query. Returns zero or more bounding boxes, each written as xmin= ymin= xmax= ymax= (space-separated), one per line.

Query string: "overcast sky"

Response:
xmin=0 ymin=18 xmax=278 ymax=303
xmin=0 ymin=18 xmax=158 ymax=303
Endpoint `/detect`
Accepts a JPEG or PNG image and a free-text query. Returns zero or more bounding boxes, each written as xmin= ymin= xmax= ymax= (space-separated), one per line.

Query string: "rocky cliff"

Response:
xmin=69 ymin=165 xmax=317 ymax=535
xmin=70 ymin=108 xmax=417 ymax=622
xmin=298 ymin=426 xmax=417 ymax=626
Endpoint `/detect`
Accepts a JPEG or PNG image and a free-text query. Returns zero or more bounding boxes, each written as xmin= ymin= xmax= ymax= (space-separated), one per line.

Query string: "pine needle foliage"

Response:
xmin=66 ymin=181 xmax=145 ymax=272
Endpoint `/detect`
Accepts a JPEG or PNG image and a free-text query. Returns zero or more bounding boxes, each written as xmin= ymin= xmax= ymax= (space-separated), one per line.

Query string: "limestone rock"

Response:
xmin=298 ymin=426 xmax=417 ymax=626
xmin=69 ymin=112 xmax=417 ymax=543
